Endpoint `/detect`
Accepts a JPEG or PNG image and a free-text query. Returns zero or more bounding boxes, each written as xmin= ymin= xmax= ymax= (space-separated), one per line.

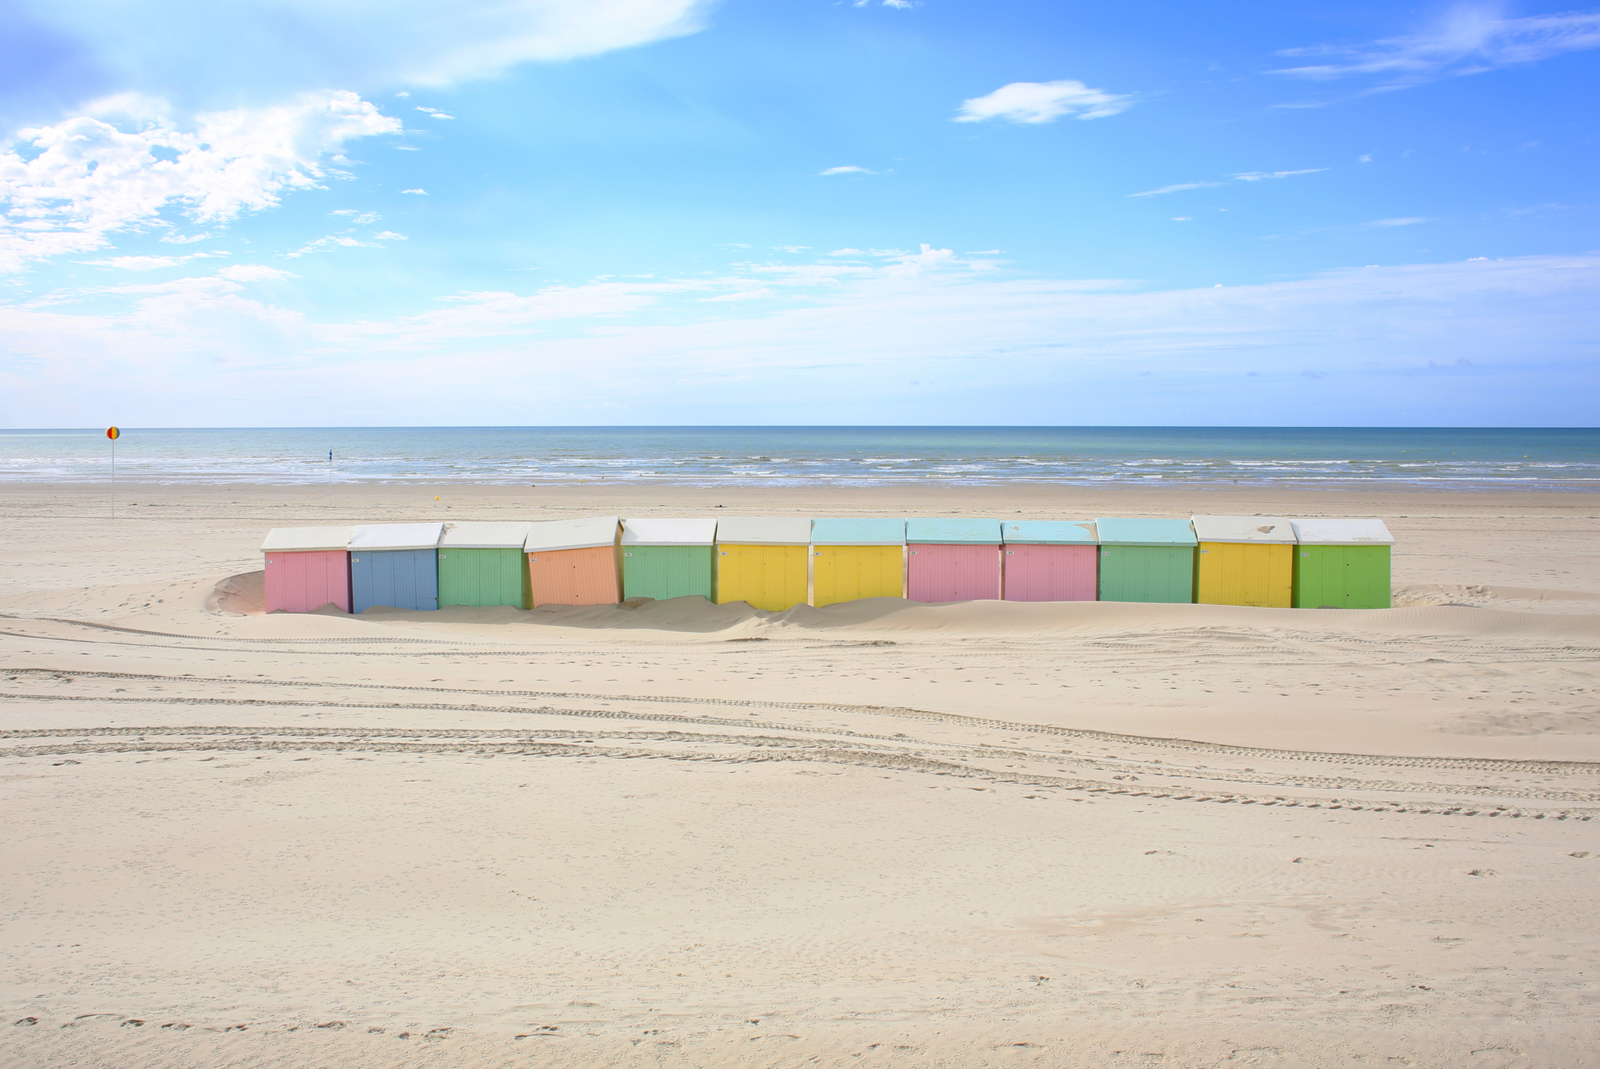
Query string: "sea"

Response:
xmin=0 ymin=427 xmax=1595 ymax=490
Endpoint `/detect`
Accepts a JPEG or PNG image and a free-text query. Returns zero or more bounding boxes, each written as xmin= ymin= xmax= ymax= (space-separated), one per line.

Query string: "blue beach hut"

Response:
xmin=349 ymin=522 xmax=444 ymax=612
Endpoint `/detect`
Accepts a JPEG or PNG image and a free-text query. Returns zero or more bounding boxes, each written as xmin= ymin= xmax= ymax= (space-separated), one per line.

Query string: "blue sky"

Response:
xmin=1 ymin=0 xmax=1596 ymax=426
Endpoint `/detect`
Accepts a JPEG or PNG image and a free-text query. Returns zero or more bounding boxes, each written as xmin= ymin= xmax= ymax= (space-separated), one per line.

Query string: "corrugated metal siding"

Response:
xmin=263 ymin=550 xmax=350 ymax=613
xmin=529 ymin=545 xmax=620 ymax=606
xmin=351 ymin=548 xmax=439 ymax=612
xmin=715 ymin=544 xmax=808 ymax=610
xmin=906 ymin=544 xmax=1000 ymax=602
xmin=621 ymin=545 xmax=714 ymax=601
xmin=812 ymin=545 xmax=904 ymax=606
xmin=438 ymin=547 xmax=528 ymax=608
xmin=1195 ymin=543 xmax=1293 ymax=607
xmin=1097 ymin=546 xmax=1195 ymax=603
xmin=1002 ymin=544 xmax=1097 ymax=602
xmin=1293 ymin=545 xmax=1391 ymax=608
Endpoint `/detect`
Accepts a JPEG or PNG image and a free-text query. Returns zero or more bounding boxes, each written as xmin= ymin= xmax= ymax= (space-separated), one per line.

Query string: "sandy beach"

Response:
xmin=2 ymin=481 xmax=1598 ymax=1068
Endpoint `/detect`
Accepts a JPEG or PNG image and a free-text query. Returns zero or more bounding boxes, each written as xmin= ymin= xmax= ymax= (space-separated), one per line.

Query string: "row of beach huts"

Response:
xmin=260 ymin=515 xmax=1393 ymax=614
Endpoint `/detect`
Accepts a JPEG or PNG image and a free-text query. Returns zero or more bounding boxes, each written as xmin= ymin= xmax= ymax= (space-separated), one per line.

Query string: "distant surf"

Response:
xmin=1 ymin=426 xmax=1595 ymax=490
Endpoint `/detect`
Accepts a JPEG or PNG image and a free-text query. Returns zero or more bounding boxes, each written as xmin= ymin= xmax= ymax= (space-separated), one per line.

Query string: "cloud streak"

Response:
xmin=1272 ymin=5 xmax=1600 ymax=89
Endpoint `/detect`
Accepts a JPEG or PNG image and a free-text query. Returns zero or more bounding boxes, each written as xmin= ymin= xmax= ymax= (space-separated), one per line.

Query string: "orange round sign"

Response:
xmin=106 ymin=427 xmax=120 ymax=440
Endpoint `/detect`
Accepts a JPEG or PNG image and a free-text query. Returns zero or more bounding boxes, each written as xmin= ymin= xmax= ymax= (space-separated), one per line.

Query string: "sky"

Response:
xmin=0 ymin=0 xmax=1596 ymax=427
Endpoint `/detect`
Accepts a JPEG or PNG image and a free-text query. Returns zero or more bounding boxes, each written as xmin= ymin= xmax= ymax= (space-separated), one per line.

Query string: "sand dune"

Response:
xmin=2 ymin=482 xmax=1598 ymax=1068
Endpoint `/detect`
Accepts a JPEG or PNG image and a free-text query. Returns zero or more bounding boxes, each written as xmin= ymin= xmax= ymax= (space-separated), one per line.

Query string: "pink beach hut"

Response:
xmin=261 ymin=525 xmax=353 ymax=613
xmin=1001 ymin=520 xmax=1098 ymax=602
xmin=905 ymin=518 xmax=1002 ymax=602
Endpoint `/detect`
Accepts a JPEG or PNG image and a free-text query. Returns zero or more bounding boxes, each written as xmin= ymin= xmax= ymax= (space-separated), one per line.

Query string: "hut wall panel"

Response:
xmin=906 ymin=544 xmax=1000 ymax=602
xmin=438 ymin=547 xmax=529 ymax=608
xmin=812 ymin=545 xmax=905 ymax=606
xmin=263 ymin=550 xmax=350 ymax=613
xmin=1001 ymin=544 xmax=1097 ymax=602
xmin=1196 ymin=543 xmax=1293 ymax=608
xmin=621 ymin=545 xmax=715 ymax=601
xmin=529 ymin=545 xmax=621 ymax=606
xmin=1293 ymin=545 xmax=1391 ymax=608
xmin=715 ymin=544 xmax=808 ymax=611
xmin=1097 ymin=545 xmax=1195 ymax=603
xmin=351 ymin=548 xmax=439 ymax=613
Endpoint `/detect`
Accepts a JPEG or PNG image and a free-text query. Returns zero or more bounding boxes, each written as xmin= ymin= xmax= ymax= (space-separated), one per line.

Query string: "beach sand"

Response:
xmin=2 ymin=481 xmax=1598 ymax=1068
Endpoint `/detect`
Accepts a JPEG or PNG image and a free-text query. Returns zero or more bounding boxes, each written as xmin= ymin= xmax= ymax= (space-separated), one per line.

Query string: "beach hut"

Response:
xmin=1191 ymin=515 xmax=1296 ymax=608
xmin=261 ymin=525 xmax=353 ymax=613
xmin=437 ymin=521 xmax=533 ymax=609
xmin=810 ymin=518 xmax=906 ymax=607
xmin=1094 ymin=518 xmax=1198 ymax=603
xmin=525 ymin=516 xmax=622 ymax=606
xmin=906 ymin=518 xmax=1002 ymax=602
xmin=1289 ymin=518 xmax=1394 ymax=609
xmin=714 ymin=517 xmax=812 ymax=611
xmin=1001 ymin=520 xmax=1098 ymax=602
xmin=620 ymin=518 xmax=718 ymax=601
xmin=348 ymin=522 xmax=444 ymax=613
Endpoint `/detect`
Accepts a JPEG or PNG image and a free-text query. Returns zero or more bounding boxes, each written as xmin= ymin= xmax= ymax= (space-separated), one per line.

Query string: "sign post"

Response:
xmin=106 ymin=427 xmax=120 ymax=520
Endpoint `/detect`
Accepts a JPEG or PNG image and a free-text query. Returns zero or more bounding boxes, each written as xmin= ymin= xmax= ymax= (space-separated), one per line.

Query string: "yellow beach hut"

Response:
xmin=810 ymin=518 xmax=906 ymax=606
xmin=1191 ymin=515 xmax=1296 ymax=608
xmin=714 ymin=517 xmax=812 ymax=611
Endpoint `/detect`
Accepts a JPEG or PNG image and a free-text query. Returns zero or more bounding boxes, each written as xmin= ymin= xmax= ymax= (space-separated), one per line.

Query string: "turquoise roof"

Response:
xmin=905 ymin=518 xmax=1001 ymax=544
xmin=1093 ymin=517 xmax=1197 ymax=546
xmin=810 ymin=518 xmax=906 ymax=545
xmin=1001 ymin=520 xmax=1097 ymax=544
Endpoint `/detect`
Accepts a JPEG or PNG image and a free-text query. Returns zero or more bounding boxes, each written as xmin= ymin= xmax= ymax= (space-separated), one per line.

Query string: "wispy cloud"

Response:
xmin=1131 ymin=169 xmax=1325 ymax=197
xmin=217 ymin=264 xmax=296 ymax=282
xmin=415 ymin=106 xmax=456 ymax=120
xmin=1271 ymin=5 xmax=1600 ymax=90
xmin=401 ymin=188 xmax=428 ymax=195
xmin=820 ymin=165 xmax=874 ymax=176
xmin=1233 ymin=168 xmax=1327 ymax=182
xmin=78 ymin=252 xmax=226 ymax=270
xmin=1130 ymin=181 xmax=1224 ymax=198
xmin=1368 ymin=216 xmax=1428 ymax=227
xmin=955 ymin=80 xmax=1133 ymax=124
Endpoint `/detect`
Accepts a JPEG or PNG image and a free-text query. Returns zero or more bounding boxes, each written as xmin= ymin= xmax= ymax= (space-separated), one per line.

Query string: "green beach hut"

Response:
xmin=1288 ymin=518 xmax=1394 ymax=609
xmin=620 ymin=518 xmax=718 ymax=601
xmin=437 ymin=521 xmax=534 ymax=608
xmin=1094 ymin=517 xmax=1198 ymax=603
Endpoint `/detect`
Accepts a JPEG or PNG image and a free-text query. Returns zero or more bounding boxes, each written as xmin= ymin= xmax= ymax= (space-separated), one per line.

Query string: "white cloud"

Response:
xmin=820 ymin=165 xmax=874 ymax=176
xmin=24 ymin=0 xmax=715 ymax=96
xmin=3 ymin=253 xmax=1597 ymax=426
xmin=159 ymin=231 xmax=209 ymax=244
xmin=1369 ymin=217 xmax=1428 ymax=227
xmin=373 ymin=230 xmax=408 ymax=240
xmin=1271 ymin=6 xmax=1600 ymax=87
xmin=288 ymin=234 xmax=384 ymax=257
xmin=955 ymin=80 xmax=1132 ymax=124
xmin=416 ymin=107 xmax=456 ymax=120
xmin=0 ymin=90 xmax=400 ymax=272
xmin=772 ymin=245 xmax=811 ymax=252
xmin=217 ymin=264 xmax=296 ymax=281
xmin=401 ymin=188 xmax=428 ymax=195
xmin=1172 ymin=217 xmax=1193 ymax=222
xmin=882 ymin=0 xmax=915 ymax=8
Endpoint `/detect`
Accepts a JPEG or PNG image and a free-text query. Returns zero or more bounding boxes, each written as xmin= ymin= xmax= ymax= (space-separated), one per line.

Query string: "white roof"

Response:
xmin=1289 ymin=518 xmax=1395 ymax=546
xmin=621 ymin=518 xmax=718 ymax=546
xmin=260 ymin=525 xmax=354 ymax=553
xmin=347 ymin=522 xmax=444 ymax=551
xmin=714 ymin=516 xmax=812 ymax=546
xmin=525 ymin=516 xmax=620 ymax=553
xmin=439 ymin=521 xmax=532 ymax=549
xmin=1191 ymin=515 xmax=1297 ymax=544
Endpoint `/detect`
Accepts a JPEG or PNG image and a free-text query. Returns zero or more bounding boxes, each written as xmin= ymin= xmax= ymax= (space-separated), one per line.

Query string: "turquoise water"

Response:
xmin=0 ymin=427 xmax=1595 ymax=489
